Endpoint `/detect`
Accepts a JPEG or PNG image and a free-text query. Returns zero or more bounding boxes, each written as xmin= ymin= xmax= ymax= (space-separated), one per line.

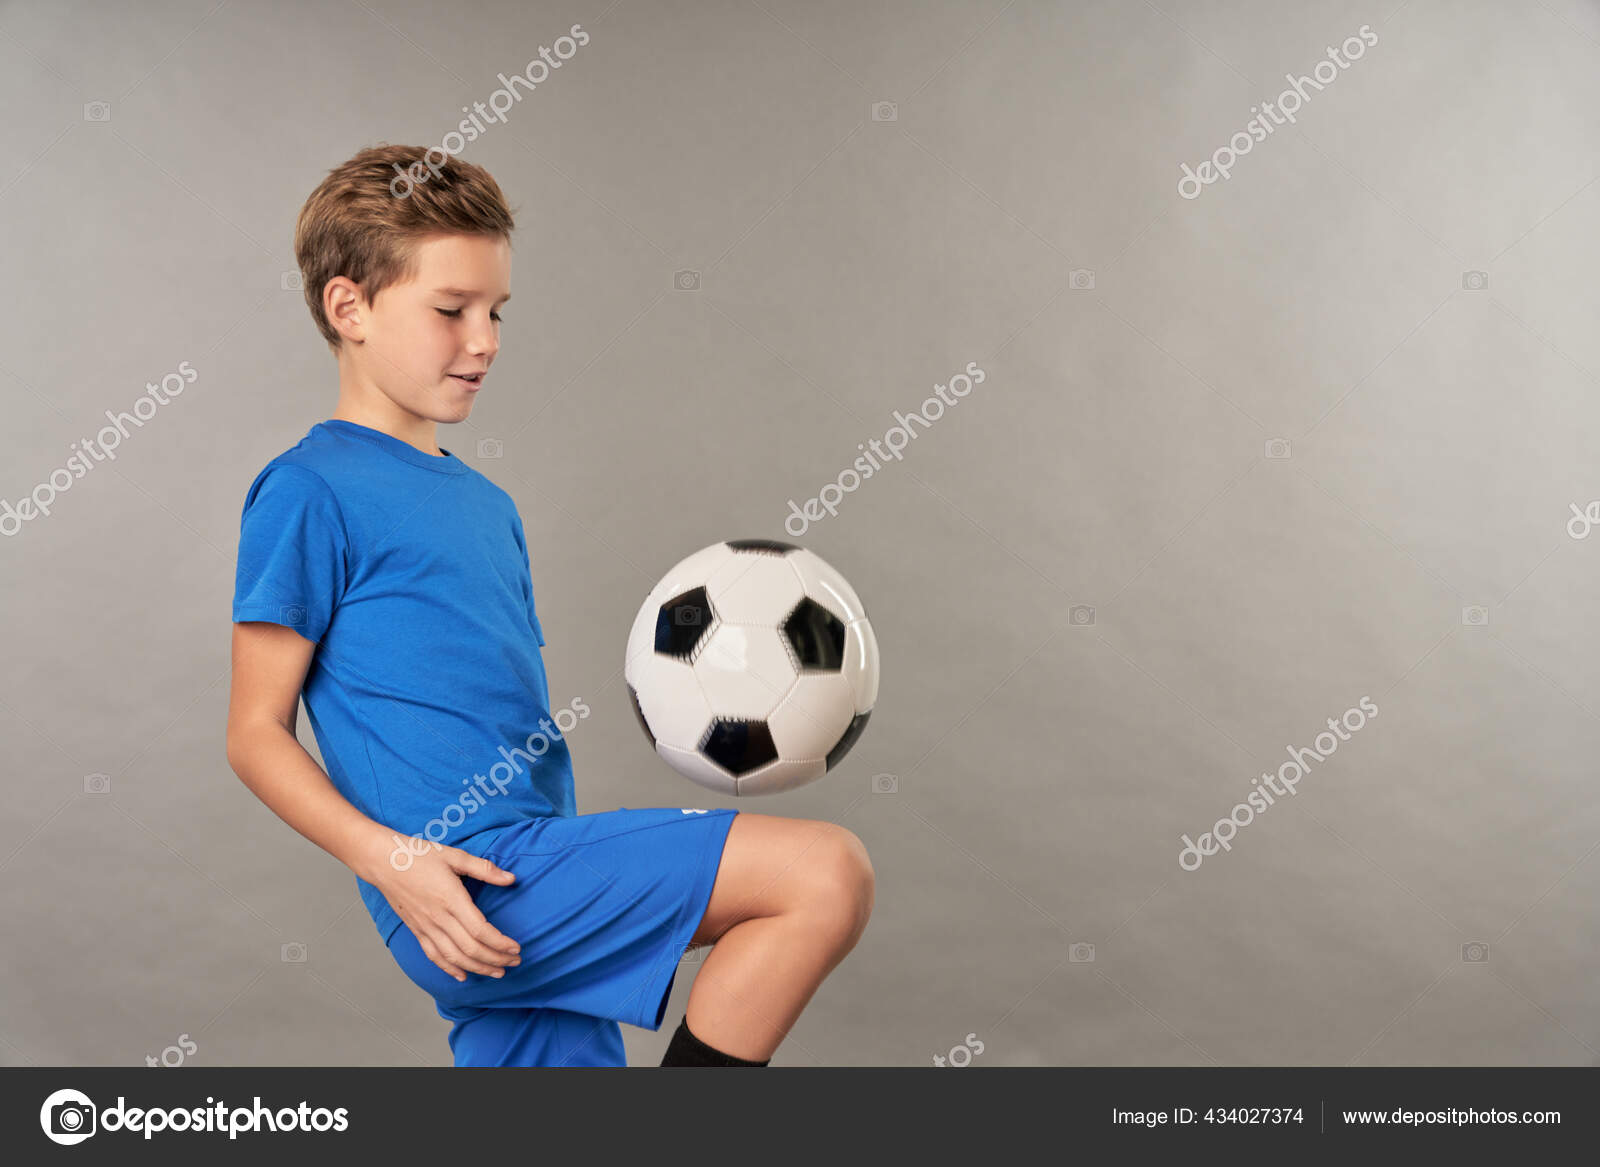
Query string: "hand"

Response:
xmin=368 ymin=840 xmax=523 ymax=983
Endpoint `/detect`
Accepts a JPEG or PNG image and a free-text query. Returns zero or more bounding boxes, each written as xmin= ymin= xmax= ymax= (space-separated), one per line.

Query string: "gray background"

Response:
xmin=3 ymin=0 xmax=1598 ymax=1067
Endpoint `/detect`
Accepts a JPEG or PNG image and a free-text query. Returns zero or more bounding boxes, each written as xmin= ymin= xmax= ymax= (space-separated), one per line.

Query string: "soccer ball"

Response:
xmin=624 ymin=539 xmax=880 ymax=796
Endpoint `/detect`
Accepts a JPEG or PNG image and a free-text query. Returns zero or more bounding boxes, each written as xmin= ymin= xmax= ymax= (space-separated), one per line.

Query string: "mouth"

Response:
xmin=448 ymin=371 xmax=485 ymax=391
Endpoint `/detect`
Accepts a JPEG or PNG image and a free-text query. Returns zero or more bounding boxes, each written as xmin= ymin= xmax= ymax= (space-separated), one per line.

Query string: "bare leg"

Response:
xmin=679 ymin=813 xmax=874 ymax=1063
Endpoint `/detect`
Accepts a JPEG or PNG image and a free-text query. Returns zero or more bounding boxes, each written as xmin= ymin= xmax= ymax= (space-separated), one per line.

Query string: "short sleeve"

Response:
xmin=232 ymin=464 xmax=349 ymax=644
xmin=511 ymin=511 xmax=546 ymax=647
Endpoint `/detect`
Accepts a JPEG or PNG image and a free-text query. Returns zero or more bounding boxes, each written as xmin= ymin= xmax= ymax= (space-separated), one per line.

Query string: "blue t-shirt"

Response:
xmin=231 ymin=419 xmax=576 ymax=944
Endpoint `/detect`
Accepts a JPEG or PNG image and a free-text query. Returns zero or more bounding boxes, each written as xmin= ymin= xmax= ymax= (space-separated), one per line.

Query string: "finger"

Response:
xmin=439 ymin=913 xmax=515 ymax=976
xmin=428 ymin=927 xmax=498 ymax=980
xmin=447 ymin=889 xmax=522 ymax=957
xmin=454 ymin=850 xmax=517 ymax=886
xmin=467 ymin=915 xmax=523 ymax=963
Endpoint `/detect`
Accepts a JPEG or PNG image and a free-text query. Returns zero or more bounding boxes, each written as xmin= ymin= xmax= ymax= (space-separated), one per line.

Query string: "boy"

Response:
xmin=226 ymin=145 xmax=875 ymax=1068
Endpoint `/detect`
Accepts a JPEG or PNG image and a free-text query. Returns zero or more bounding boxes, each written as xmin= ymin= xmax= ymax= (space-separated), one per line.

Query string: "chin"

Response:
xmin=415 ymin=398 xmax=470 ymax=424
xmin=394 ymin=394 xmax=461 ymax=426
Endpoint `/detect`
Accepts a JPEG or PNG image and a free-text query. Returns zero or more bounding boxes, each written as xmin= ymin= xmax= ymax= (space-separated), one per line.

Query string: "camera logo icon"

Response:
xmin=1069 ymin=268 xmax=1095 ymax=290
xmin=1461 ymin=605 xmax=1489 ymax=627
xmin=281 ymin=942 xmax=307 ymax=963
xmin=1462 ymin=941 xmax=1489 ymax=963
xmin=476 ymin=437 xmax=504 ymax=459
xmin=1264 ymin=438 xmax=1291 ymax=459
xmin=84 ymin=773 xmax=110 ymax=795
xmin=1069 ymin=942 xmax=1096 ymax=963
xmin=681 ymin=943 xmax=706 ymax=964
xmin=871 ymin=101 xmax=898 ymax=122
xmin=674 ymin=269 xmax=700 ymax=291
xmin=280 ymin=604 xmax=307 ymax=627
xmin=280 ymin=270 xmax=303 ymax=291
xmin=674 ymin=606 xmax=703 ymax=627
xmin=83 ymin=102 xmax=111 ymax=122
xmin=1069 ymin=605 xmax=1095 ymax=627
xmin=1462 ymin=270 xmax=1489 ymax=291
xmin=40 ymin=1088 xmax=96 ymax=1145
xmin=871 ymin=773 xmax=898 ymax=794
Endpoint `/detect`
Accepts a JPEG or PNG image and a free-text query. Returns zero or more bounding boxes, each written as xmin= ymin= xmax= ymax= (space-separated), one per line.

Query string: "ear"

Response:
xmin=325 ymin=275 xmax=368 ymax=344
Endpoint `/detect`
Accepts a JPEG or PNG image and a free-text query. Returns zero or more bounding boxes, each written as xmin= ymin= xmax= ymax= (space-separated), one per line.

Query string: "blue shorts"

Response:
xmin=386 ymin=805 xmax=739 ymax=1067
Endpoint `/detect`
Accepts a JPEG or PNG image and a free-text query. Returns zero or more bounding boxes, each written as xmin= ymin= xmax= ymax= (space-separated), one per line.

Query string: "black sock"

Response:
xmin=659 ymin=1015 xmax=770 ymax=1067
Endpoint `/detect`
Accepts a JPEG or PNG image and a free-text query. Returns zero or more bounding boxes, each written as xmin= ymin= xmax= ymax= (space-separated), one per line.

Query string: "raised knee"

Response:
xmin=807 ymin=826 xmax=874 ymax=942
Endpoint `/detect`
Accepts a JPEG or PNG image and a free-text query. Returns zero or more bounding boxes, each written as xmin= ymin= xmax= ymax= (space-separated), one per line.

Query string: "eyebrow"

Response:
xmin=432 ymin=287 xmax=512 ymax=303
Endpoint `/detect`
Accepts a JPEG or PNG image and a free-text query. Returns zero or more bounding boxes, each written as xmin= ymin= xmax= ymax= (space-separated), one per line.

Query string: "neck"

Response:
xmin=331 ymin=358 xmax=444 ymax=457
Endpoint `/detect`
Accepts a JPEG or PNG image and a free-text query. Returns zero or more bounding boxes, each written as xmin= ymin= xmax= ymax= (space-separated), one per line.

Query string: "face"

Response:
xmin=335 ymin=232 xmax=511 ymax=425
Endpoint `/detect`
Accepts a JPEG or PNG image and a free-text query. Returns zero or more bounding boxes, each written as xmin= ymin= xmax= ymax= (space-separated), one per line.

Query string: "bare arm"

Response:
xmin=226 ymin=621 xmax=522 ymax=981
xmin=225 ymin=621 xmax=393 ymax=877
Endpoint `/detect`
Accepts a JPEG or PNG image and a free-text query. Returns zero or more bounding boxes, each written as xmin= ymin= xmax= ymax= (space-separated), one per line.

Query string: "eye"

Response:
xmin=436 ymin=308 xmax=503 ymax=321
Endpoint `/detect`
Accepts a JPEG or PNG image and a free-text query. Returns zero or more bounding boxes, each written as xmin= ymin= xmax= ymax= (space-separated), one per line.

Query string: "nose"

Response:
xmin=466 ymin=314 xmax=498 ymax=363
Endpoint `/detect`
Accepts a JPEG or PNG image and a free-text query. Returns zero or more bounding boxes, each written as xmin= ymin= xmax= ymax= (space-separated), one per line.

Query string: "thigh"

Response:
xmin=388 ymin=805 xmax=739 ymax=1032
xmin=688 ymin=812 xmax=862 ymax=947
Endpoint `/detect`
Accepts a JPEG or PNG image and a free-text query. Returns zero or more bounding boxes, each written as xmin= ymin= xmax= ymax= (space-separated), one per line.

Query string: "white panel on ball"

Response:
xmin=694 ymin=624 xmax=798 ymax=719
xmin=650 ymin=542 xmax=737 ymax=608
xmin=624 ymin=588 xmax=665 ymax=671
xmin=627 ymin=652 xmax=713 ymax=749
xmin=656 ymin=743 xmax=740 ymax=796
xmin=737 ymin=755 xmax=827 ymax=797
xmin=767 ymin=673 xmax=857 ymax=760
xmin=789 ymin=548 xmax=868 ymax=624
xmin=704 ymin=552 xmax=806 ymax=626
xmin=841 ymin=619 xmax=880 ymax=712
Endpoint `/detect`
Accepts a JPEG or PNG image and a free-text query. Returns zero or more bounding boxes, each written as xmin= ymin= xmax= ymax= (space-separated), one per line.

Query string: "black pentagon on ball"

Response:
xmin=655 ymin=586 xmax=715 ymax=657
xmin=626 ymin=683 xmax=655 ymax=748
xmin=724 ymin=538 xmax=799 ymax=555
xmin=783 ymin=596 xmax=846 ymax=670
xmin=699 ymin=719 xmax=778 ymax=776
xmin=825 ymin=710 xmax=871 ymax=771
